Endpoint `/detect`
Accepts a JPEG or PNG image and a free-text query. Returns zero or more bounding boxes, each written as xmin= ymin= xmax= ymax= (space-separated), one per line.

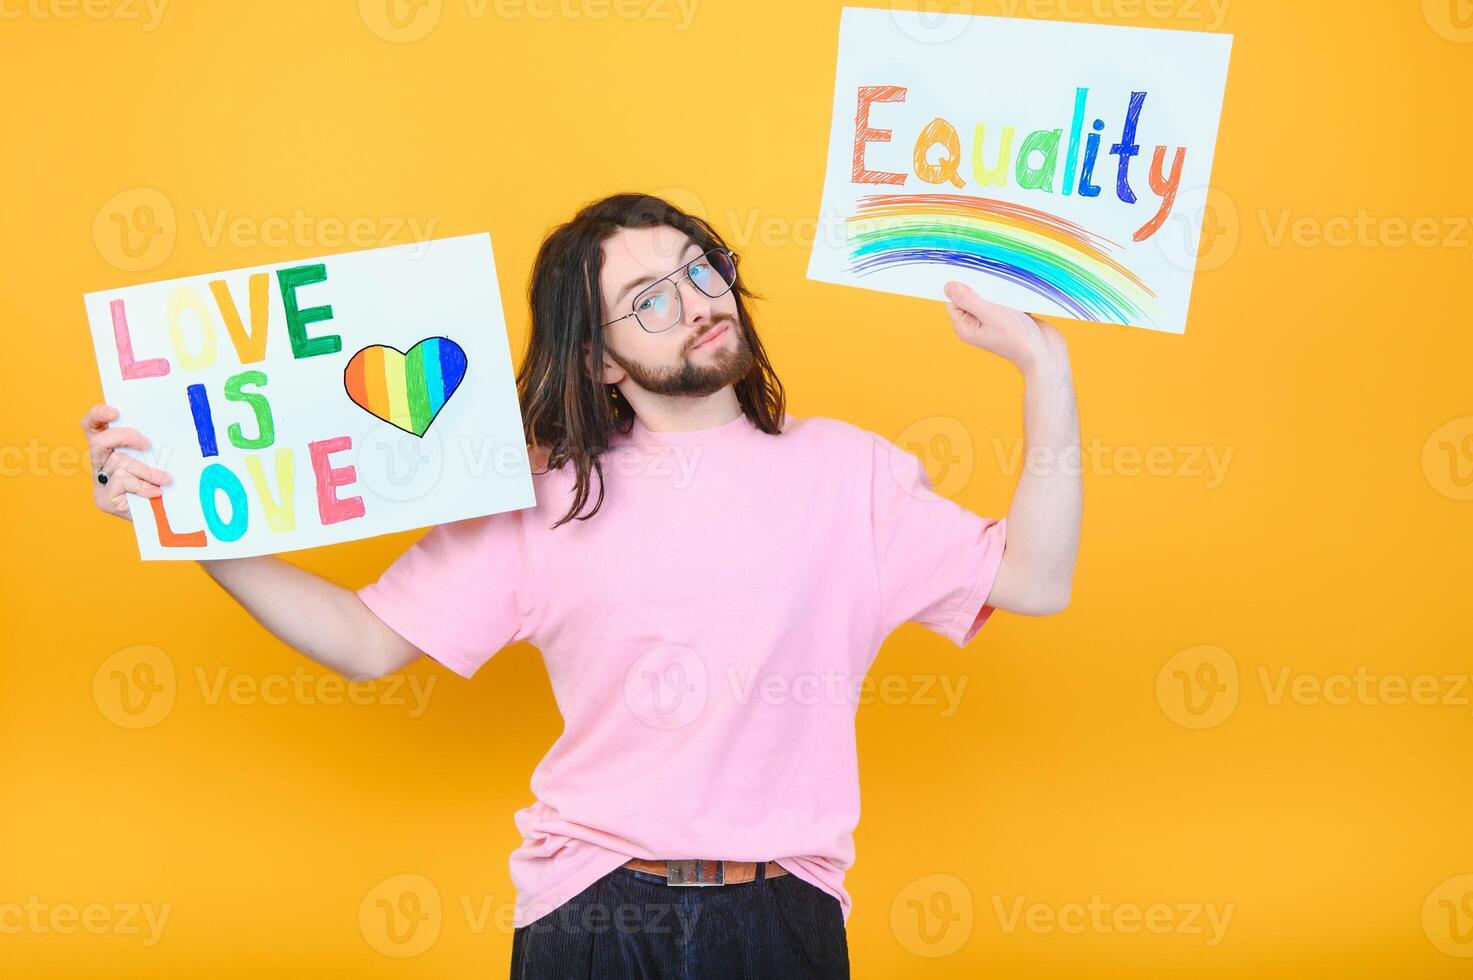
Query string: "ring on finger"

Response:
xmin=99 ymin=452 xmax=131 ymax=487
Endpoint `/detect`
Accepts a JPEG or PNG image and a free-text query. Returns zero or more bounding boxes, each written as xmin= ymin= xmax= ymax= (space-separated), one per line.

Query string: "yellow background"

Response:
xmin=3 ymin=0 xmax=1471 ymax=976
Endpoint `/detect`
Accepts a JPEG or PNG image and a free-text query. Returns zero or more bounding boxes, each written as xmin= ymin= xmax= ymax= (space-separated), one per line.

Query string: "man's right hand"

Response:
xmin=81 ymin=403 xmax=173 ymax=523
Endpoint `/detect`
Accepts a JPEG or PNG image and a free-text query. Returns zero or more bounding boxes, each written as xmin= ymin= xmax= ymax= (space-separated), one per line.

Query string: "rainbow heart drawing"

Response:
xmin=343 ymin=337 xmax=468 ymax=437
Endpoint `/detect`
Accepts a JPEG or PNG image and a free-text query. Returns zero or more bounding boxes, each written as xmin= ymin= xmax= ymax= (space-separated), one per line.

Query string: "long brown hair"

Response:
xmin=518 ymin=193 xmax=786 ymax=528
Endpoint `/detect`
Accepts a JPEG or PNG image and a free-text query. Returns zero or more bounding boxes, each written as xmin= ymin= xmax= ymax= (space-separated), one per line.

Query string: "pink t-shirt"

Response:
xmin=356 ymin=411 xmax=1007 ymax=927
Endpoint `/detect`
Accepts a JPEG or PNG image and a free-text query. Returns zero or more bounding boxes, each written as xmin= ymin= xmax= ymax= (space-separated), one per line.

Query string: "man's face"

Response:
xmin=592 ymin=224 xmax=753 ymax=398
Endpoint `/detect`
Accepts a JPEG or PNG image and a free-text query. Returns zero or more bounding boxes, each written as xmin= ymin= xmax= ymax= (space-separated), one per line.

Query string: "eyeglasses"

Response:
xmin=602 ymin=247 xmax=738 ymax=334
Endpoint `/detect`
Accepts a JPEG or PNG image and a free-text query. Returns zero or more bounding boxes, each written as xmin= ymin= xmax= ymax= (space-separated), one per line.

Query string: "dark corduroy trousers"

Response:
xmin=509 ymin=865 xmax=850 ymax=979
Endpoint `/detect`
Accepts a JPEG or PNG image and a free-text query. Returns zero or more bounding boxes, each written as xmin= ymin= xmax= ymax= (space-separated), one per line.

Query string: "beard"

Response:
xmin=605 ymin=315 xmax=755 ymax=398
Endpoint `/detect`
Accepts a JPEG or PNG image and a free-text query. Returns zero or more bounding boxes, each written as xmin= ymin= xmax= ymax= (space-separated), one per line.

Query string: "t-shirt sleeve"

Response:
xmin=355 ymin=509 xmax=534 ymax=679
xmin=869 ymin=431 xmax=1008 ymax=646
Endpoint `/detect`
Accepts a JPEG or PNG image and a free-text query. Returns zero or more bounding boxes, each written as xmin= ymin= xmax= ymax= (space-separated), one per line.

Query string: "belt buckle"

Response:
xmin=666 ymin=859 xmax=723 ymax=886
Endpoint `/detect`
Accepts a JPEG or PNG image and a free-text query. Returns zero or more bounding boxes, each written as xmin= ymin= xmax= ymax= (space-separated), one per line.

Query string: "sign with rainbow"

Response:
xmin=807 ymin=8 xmax=1233 ymax=334
xmin=84 ymin=233 xmax=536 ymax=560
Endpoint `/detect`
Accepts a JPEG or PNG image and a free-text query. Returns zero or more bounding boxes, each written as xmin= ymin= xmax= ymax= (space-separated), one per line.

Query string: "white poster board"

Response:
xmin=807 ymin=8 xmax=1233 ymax=333
xmin=84 ymin=232 xmax=536 ymax=560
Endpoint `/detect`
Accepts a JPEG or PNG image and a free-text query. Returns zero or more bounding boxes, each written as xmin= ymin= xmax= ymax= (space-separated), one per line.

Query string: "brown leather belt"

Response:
xmin=621 ymin=859 xmax=789 ymax=886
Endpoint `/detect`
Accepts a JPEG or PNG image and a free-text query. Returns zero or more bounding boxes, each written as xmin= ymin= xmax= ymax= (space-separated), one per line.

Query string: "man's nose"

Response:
xmin=676 ymin=276 xmax=713 ymax=326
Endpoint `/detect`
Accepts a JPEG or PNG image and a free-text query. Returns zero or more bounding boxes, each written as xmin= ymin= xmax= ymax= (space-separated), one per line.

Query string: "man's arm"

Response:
xmin=943 ymin=281 xmax=1082 ymax=615
xmin=82 ymin=403 xmax=425 ymax=680
xmin=199 ymin=557 xmax=425 ymax=680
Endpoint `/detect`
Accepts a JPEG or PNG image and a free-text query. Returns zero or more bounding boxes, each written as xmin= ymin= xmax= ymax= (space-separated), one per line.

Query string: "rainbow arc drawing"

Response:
xmin=844 ymin=193 xmax=1158 ymax=327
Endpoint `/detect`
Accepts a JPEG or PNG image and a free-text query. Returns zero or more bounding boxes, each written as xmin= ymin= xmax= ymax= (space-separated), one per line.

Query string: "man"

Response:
xmin=83 ymin=193 xmax=1080 ymax=978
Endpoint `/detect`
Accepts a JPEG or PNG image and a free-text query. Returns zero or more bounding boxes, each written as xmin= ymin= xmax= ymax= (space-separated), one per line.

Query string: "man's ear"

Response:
xmin=583 ymin=341 xmax=623 ymax=385
xmin=582 ymin=342 xmax=600 ymax=383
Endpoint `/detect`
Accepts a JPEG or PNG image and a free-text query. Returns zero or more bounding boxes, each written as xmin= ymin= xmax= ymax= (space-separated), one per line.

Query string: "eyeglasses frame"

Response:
xmin=600 ymin=247 xmax=739 ymax=334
